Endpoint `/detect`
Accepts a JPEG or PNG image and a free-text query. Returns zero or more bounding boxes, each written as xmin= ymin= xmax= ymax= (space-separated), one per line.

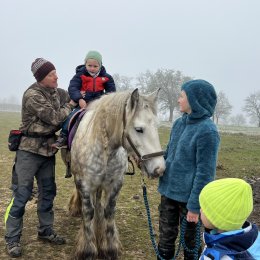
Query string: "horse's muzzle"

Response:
xmin=150 ymin=166 xmax=165 ymax=179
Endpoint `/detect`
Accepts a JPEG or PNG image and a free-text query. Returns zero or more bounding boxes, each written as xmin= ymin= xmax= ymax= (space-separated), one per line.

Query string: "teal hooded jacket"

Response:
xmin=158 ymin=80 xmax=220 ymax=213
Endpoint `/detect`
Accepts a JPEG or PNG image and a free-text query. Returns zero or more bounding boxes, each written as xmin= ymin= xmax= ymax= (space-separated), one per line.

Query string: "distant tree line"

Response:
xmin=0 ymin=103 xmax=21 ymax=112
xmin=1 ymin=70 xmax=259 ymax=127
xmin=113 ymin=69 xmax=260 ymax=127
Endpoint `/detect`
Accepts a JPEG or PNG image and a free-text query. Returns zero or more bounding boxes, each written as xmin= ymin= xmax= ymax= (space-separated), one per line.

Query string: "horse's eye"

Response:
xmin=135 ymin=127 xmax=143 ymax=133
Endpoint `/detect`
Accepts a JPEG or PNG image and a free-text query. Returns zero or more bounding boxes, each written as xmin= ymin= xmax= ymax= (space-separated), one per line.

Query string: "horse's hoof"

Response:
xmin=69 ymin=211 xmax=81 ymax=218
xmin=74 ymin=251 xmax=97 ymax=260
xmin=98 ymin=249 xmax=120 ymax=260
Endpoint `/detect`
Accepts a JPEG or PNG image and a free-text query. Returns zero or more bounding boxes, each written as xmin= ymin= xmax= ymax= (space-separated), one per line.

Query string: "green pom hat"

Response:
xmin=199 ymin=178 xmax=253 ymax=231
xmin=84 ymin=50 xmax=102 ymax=66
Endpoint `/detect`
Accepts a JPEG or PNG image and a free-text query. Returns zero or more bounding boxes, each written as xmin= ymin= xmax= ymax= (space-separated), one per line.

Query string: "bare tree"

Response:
xmin=214 ymin=91 xmax=232 ymax=124
xmin=137 ymin=69 xmax=192 ymax=122
xmin=229 ymin=114 xmax=246 ymax=126
xmin=244 ymin=91 xmax=260 ymax=127
xmin=113 ymin=73 xmax=134 ymax=91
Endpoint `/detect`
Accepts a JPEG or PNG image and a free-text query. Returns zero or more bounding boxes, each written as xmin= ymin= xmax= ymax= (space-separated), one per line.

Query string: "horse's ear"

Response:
xmin=130 ymin=88 xmax=139 ymax=110
xmin=147 ymin=88 xmax=160 ymax=103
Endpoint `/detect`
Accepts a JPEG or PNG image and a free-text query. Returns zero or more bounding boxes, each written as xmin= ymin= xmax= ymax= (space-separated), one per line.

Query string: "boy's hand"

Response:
xmin=80 ymin=91 xmax=86 ymax=98
xmin=186 ymin=211 xmax=199 ymax=223
xmin=79 ymin=99 xmax=87 ymax=109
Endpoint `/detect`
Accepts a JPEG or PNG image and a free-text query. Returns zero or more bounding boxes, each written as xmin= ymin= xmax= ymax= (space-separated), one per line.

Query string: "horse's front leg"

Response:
xmin=74 ymin=184 xmax=97 ymax=260
xmin=98 ymin=181 xmax=123 ymax=260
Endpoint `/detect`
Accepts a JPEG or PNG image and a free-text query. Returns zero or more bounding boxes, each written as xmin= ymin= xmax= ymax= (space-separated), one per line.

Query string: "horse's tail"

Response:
xmin=68 ymin=188 xmax=82 ymax=217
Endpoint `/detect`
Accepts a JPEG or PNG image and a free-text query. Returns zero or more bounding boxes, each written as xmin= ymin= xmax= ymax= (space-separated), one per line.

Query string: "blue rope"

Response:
xmin=142 ymin=184 xmax=201 ymax=260
xmin=179 ymin=218 xmax=201 ymax=259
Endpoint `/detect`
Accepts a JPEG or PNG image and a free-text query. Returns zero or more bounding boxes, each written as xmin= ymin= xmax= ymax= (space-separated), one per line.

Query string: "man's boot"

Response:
xmin=38 ymin=229 xmax=66 ymax=245
xmin=6 ymin=241 xmax=22 ymax=258
xmin=5 ymin=215 xmax=23 ymax=258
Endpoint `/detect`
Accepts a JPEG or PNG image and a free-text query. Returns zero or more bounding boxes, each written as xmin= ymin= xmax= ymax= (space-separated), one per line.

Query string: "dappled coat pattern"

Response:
xmin=66 ymin=89 xmax=165 ymax=260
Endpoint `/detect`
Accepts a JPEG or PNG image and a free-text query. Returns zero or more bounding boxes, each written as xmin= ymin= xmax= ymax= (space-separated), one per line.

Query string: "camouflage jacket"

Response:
xmin=18 ymin=83 xmax=73 ymax=157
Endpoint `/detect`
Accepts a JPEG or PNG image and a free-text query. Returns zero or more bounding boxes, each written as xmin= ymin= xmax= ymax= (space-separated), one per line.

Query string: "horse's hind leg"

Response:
xmin=68 ymin=188 xmax=82 ymax=217
xmin=98 ymin=181 xmax=123 ymax=260
xmin=74 ymin=188 xmax=98 ymax=260
xmin=94 ymin=188 xmax=106 ymax=255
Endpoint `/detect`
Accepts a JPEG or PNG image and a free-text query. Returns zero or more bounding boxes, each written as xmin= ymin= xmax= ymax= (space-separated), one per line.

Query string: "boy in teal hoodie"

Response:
xmin=157 ymin=79 xmax=220 ymax=259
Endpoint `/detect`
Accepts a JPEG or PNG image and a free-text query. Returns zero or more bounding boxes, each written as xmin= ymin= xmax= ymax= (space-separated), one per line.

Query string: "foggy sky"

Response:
xmin=0 ymin=0 xmax=259 ymax=115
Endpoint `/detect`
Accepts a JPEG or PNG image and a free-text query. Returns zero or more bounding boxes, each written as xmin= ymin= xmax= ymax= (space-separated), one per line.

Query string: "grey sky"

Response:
xmin=0 ymin=0 xmax=259 ymax=115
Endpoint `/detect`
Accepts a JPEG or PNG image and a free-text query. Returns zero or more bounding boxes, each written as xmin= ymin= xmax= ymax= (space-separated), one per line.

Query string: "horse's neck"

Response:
xmin=88 ymin=93 xmax=129 ymax=150
xmin=100 ymin=113 xmax=124 ymax=150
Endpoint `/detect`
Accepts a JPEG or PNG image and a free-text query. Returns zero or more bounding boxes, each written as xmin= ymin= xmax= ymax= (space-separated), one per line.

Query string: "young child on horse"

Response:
xmin=52 ymin=50 xmax=116 ymax=149
xmin=199 ymin=178 xmax=260 ymax=259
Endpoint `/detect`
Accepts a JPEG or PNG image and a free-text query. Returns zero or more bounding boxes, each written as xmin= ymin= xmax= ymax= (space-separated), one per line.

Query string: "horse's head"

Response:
xmin=123 ymin=88 xmax=166 ymax=178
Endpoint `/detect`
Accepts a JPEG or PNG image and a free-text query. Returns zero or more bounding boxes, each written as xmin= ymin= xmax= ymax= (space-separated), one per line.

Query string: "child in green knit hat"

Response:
xmin=51 ymin=50 xmax=116 ymax=177
xmin=199 ymin=178 xmax=260 ymax=259
xmin=69 ymin=50 xmax=115 ymax=108
xmin=52 ymin=50 xmax=116 ymax=151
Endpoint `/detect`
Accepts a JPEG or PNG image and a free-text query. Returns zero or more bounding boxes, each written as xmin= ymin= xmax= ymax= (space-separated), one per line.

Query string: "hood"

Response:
xmin=181 ymin=79 xmax=217 ymax=120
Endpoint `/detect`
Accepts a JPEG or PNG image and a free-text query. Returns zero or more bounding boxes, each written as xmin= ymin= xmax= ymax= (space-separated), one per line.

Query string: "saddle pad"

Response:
xmin=68 ymin=109 xmax=87 ymax=150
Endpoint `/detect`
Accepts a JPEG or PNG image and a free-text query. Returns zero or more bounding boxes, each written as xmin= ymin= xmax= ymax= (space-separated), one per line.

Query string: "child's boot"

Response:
xmin=52 ymin=133 xmax=68 ymax=149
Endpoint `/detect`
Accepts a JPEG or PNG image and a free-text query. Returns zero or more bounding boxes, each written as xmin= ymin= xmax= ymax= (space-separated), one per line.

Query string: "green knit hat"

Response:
xmin=84 ymin=50 xmax=102 ymax=66
xmin=199 ymin=178 xmax=253 ymax=231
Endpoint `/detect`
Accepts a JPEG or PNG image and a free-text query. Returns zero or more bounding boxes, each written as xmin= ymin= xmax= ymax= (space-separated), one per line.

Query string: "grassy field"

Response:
xmin=0 ymin=112 xmax=260 ymax=259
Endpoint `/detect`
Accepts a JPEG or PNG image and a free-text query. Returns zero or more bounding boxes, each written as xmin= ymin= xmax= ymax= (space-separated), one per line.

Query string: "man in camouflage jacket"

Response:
xmin=4 ymin=58 xmax=77 ymax=258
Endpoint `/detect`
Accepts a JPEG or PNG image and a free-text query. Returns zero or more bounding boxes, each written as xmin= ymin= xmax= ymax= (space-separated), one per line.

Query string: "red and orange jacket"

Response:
xmin=68 ymin=65 xmax=116 ymax=103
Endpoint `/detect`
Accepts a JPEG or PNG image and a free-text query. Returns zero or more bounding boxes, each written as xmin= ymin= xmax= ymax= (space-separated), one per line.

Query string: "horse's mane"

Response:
xmin=93 ymin=91 xmax=130 ymax=121
xmin=88 ymin=91 xmax=131 ymax=143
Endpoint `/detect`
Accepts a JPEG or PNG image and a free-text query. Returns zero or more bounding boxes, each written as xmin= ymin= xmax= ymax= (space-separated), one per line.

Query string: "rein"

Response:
xmin=142 ymin=179 xmax=201 ymax=260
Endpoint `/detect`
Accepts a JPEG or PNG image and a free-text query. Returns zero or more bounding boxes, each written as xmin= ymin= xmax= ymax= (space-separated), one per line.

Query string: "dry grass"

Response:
xmin=0 ymin=112 xmax=260 ymax=259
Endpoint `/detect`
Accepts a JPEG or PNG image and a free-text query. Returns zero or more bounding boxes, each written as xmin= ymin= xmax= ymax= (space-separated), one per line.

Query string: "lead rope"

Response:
xmin=142 ymin=179 xmax=201 ymax=260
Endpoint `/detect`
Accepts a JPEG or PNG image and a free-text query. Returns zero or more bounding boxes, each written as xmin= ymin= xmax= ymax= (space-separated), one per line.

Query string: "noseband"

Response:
xmin=122 ymin=98 xmax=164 ymax=162
xmin=125 ymin=135 xmax=164 ymax=162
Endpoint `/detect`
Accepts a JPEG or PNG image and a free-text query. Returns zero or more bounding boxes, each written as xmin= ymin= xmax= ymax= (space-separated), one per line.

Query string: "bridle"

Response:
xmin=122 ymin=97 xmax=164 ymax=163
xmin=125 ymin=136 xmax=165 ymax=162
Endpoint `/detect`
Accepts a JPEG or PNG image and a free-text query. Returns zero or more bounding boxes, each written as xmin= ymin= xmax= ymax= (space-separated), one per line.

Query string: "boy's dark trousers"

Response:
xmin=157 ymin=196 xmax=202 ymax=260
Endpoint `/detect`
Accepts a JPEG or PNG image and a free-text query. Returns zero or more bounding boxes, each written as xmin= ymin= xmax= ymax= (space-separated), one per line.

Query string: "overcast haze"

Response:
xmin=0 ymin=0 xmax=259 ymax=115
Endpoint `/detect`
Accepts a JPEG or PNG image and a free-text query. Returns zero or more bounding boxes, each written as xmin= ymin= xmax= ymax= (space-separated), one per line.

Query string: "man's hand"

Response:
xmin=69 ymin=100 xmax=77 ymax=107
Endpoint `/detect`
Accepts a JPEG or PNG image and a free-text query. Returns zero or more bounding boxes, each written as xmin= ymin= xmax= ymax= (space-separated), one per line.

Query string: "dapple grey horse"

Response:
xmin=65 ymin=89 xmax=165 ymax=260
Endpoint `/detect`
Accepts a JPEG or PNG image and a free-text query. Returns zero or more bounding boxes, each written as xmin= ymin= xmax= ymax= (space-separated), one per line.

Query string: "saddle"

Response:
xmin=67 ymin=109 xmax=87 ymax=150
